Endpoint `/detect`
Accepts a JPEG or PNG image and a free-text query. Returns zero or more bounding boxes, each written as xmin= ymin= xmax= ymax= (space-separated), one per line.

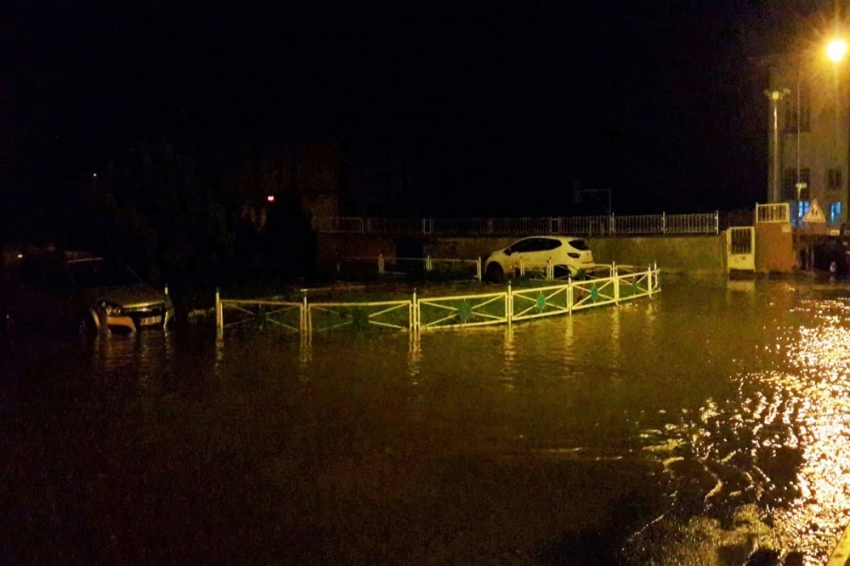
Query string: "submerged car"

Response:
xmin=5 ymin=251 xmax=173 ymax=336
xmin=483 ymin=236 xmax=594 ymax=282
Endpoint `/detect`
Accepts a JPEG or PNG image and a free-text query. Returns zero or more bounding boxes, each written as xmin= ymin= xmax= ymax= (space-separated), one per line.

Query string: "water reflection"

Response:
xmin=500 ymin=324 xmax=516 ymax=390
xmin=7 ymin=278 xmax=850 ymax=565
xmin=407 ymin=332 xmax=421 ymax=384
xmin=609 ymin=307 xmax=621 ymax=377
xmin=628 ymin=289 xmax=850 ymax=565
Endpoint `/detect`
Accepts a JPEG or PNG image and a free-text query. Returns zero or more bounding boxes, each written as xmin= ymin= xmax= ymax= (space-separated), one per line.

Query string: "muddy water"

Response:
xmin=3 ymin=276 xmax=850 ymax=565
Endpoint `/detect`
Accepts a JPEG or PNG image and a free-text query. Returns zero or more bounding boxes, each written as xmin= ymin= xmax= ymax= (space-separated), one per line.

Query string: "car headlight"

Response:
xmin=100 ymin=301 xmax=123 ymax=316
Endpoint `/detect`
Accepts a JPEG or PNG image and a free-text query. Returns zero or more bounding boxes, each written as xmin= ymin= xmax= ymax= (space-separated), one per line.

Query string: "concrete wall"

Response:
xmin=755 ymin=223 xmax=796 ymax=273
xmin=587 ymin=235 xmax=726 ymax=274
xmin=317 ymin=233 xmax=730 ymax=274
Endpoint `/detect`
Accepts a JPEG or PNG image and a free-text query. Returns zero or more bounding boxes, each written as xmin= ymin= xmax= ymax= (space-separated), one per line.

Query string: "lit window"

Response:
xmin=828 ymin=168 xmax=843 ymax=191
xmin=797 ymin=200 xmax=810 ymax=225
xmin=783 ymin=168 xmax=810 ymax=200
xmin=830 ymin=201 xmax=842 ymax=223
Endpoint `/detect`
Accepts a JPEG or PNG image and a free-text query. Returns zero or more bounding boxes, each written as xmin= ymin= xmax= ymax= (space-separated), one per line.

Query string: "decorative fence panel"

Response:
xmin=308 ymin=300 xmax=413 ymax=333
xmin=417 ymin=291 xmax=509 ymax=330
xmin=510 ymin=283 xmax=572 ymax=322
xmin=215 ymin=264 xmax=661 ymax=337
xmin=615 ymin=266 xmax=656 ymax=301
xmin=571 ymin=276 xmax=619 ymax=312
xmin=216 ymin=298 xmax=305 ymax=333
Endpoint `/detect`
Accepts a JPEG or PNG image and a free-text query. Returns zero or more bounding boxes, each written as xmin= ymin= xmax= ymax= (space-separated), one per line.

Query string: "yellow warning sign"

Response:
xmin=802 ymin=199 xmax=826 ymax=223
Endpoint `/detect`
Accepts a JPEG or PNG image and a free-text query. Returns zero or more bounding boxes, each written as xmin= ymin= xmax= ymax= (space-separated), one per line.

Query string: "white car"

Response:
xmin=483 ymin=236 xmax=594 ymax=282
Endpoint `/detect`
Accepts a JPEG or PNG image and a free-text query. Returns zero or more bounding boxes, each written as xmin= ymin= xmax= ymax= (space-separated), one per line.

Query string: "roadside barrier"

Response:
xmin=215 ymin=262 xmax=659 ymax=338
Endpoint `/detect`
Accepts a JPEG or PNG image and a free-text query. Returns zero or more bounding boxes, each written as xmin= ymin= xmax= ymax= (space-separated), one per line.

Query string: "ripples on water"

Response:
xmin=4 ymin=277 xmax=850 ymax=565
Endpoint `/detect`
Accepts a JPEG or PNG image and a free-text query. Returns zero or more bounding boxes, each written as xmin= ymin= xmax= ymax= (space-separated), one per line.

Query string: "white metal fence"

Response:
xmin=313 ymin=213 xmax=719 ymax=236
xmin=755 ymin=203 xmax=790 ymax=224
xmin=215 ymin=263 xmax=660 ymax=337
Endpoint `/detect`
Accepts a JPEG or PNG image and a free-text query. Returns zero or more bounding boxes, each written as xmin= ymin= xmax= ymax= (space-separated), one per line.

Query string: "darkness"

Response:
xmin=0 ymin=0 xmax=824 ymax=240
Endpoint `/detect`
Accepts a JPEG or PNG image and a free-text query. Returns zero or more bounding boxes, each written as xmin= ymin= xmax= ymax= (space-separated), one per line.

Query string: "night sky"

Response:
xmin=0 ymin=0 xmax=831 ymax=233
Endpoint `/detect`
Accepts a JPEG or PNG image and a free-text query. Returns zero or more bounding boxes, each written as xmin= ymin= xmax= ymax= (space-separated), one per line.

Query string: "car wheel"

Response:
xmin=486 ymin=263 xmax=504 ymax=283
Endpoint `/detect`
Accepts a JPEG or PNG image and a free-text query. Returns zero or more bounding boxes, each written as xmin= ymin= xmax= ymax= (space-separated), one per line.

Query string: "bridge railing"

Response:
xmin=313 ymin=213 xmax=720 ymax=236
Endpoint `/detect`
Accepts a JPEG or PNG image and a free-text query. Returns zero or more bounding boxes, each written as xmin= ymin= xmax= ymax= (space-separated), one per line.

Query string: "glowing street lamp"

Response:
xmin=828 ymin=39 xmax=847 ymax=62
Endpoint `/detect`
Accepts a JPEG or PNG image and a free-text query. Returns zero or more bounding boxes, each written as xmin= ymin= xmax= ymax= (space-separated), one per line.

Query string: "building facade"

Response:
xmin=768 ymin=56 xmax=849 ymax=225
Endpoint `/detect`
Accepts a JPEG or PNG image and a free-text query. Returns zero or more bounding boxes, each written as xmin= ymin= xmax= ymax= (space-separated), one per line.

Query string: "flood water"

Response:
xmin=4 ymin=276 xmax=850 ymax=565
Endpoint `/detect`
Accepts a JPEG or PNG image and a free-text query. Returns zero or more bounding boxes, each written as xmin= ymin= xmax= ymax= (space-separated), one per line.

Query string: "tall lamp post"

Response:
xmin=766 ymin=88 xmax=790 ymax=203
xmin=828 ymin=39 xmax=847 ymax=223
xmin=827 ymin=39 xmax=847 ymax=150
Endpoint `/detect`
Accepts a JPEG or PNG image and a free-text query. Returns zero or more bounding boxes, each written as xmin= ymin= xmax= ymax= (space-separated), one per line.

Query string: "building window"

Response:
xmin=830 ymin=201 xmax=842 ymax=223
xmin=783 ymin=168 xmax=810 ymax=200
xmin=828 ymin=168 xmax=842 ymax=191
xmin=797 ymin=200 xmax=810 ymax=225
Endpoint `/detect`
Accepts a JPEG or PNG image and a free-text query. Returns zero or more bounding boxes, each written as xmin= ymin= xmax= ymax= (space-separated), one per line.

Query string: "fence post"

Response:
xmin=546 ymin=259 xmax=553 ymax=281
xmin=411 ymin=289 xmax=418 ymax=333
xmin=648 ymin=264 xmax=653 ymax=297
xmin=378 ymin=254 xmax=385 ymax=274
xmin=662 ymin=212 xmax=667 ymax=235
xmin=567 ymin=277 xmax=573 ymax=315
xmin=613 ymin=262 xmax=619 ymax=304
xmin=610 ymin=213 xmax=616 ymax=236
xmin=301 ymin=289 xmax=308 ymax=335
xmin=215 ymin=288 xmax=223 ymax=337
xmin=426 ymin=254 xmax=432 ymax=271
xmin=714 ymin=211 xmax=719 ymax=234
xmin=477 ymin=257 xmax=482 ymax=282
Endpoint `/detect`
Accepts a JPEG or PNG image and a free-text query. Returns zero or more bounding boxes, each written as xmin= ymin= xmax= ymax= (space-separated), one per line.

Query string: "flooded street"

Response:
xmin=4 ymin=276 xmax=850 ymax=565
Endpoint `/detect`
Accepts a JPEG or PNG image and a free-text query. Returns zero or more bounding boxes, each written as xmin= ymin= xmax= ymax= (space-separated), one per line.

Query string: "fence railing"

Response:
xmin=313 ymin=213 xmax=720 ymax=236
xmin=755 ymin=203 xmax=790 ymax=224
xmin=215 ymin=263 xmax=660 ymax=338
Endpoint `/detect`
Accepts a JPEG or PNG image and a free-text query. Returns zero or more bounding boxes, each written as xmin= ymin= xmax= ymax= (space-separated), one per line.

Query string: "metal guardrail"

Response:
xmin=313 ymin=213 xmax=720 ymax=236
xmin=215 ymin=263 xmax=660 ymax=337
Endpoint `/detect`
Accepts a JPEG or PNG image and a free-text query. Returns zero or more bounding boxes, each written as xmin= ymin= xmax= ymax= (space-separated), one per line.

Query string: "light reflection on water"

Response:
xmin=5 ymin=277 xmax=850 ymax=564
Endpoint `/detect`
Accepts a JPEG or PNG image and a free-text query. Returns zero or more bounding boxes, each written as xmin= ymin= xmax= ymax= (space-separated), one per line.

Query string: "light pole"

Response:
xmin=827 ymin=39 xmax=847 ymax=153
xmin=766 ymin=88 xmax=790 ymax=203
xmin=828 ymin=38 xmax=847 ymax=223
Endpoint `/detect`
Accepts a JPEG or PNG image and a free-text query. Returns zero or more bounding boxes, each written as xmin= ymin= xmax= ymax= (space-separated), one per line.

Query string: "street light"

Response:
xmin=827 ymin=38 xmax=848 ymax=210
xmin=827 ymin=39 xmax=847 ymax=62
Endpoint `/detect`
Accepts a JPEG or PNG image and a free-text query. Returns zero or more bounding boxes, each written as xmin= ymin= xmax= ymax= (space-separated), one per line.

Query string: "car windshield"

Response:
xmin=68 ymin=259 xmax=142 ymax=289
xmin=568 ymin=239 xmax=590 ymax=251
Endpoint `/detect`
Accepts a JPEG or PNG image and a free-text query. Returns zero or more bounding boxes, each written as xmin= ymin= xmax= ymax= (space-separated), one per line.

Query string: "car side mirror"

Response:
xmin=504 ymin=247 xmax=513 ymax=256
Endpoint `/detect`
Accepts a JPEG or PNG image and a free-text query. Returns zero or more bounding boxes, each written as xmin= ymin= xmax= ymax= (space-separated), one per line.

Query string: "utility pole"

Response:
xmin=766 ymin=88 xmax=790 ymax=203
